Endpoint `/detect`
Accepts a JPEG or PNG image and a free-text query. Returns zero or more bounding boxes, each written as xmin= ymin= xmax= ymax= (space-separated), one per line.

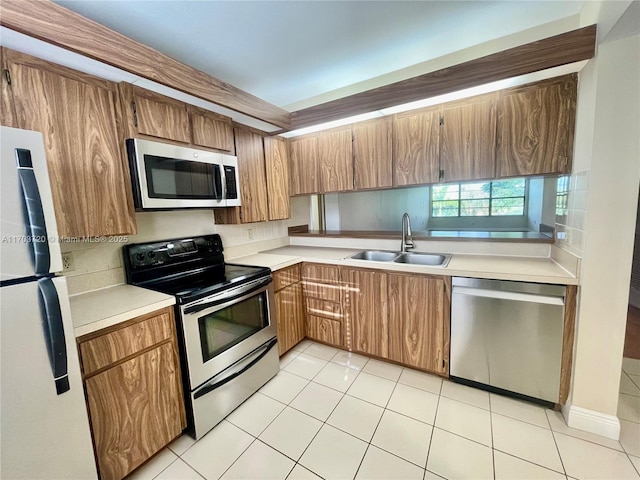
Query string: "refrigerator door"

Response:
xmin=1 ymin=276 xmax=97 ymax=479
xmin=1 ymin=126 xmax=62 ymax=281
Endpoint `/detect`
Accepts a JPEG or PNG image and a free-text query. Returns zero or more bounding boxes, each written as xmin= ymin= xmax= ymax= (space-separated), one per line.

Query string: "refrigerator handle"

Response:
xmin=16 ymin=148 xmax=51 ymax=275
xmin=37 ymin=278 xmax=70 ymax=395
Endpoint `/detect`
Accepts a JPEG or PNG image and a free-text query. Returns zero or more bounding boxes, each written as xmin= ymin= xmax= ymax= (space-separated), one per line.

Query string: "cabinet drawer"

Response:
xmin=303 ymin=264 xmax=342 ymax=302
xmin=306 ymin=315 xmax=342 ymax=347
xmin=306 ymin=298 xmax=343 ymax=322
xmin=273 ymin=264 xmax=301 ymax=291
xmin=79 ymin=309 xmax=174 ymax=376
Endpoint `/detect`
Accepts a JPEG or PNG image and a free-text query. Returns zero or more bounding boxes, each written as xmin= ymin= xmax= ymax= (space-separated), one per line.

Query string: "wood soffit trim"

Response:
xmin=0 ymin=0 xmax=292 ymax=129
xmin=289 ymin=25 xmax=597 ymax=130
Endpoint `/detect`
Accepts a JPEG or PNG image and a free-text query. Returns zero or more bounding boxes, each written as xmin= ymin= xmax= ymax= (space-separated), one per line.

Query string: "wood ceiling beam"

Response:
xmin=0 ymin=0 xmax=291 ymax=129
xmin=290 ymin=25 xmax=597 ymax=130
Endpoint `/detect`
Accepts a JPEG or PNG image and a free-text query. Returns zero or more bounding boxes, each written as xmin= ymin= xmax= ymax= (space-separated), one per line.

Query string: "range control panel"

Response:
xmin=125 ymin=234 xmax=224 ymax=269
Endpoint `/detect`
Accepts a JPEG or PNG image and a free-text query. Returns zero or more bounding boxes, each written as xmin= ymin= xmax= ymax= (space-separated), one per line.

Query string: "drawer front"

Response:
xmin=303 ymin=264 xmax=342 ymax=303
xmin=273 ymin=264 xmax=301 ymax=291
xmin=306 ymin=298 xmax=343 ymax=322
xmin=306 ymin=315 xmax=342 ymax=347
xmin=80 ymin=309 xmax=174 ymax=376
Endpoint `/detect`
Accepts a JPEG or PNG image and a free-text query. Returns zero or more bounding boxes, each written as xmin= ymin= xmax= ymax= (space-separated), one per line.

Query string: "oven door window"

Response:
xmin=198 ymin=291 xmax=269 ymax=362
xmin=144 ymin=154 xmax=223 ymax=200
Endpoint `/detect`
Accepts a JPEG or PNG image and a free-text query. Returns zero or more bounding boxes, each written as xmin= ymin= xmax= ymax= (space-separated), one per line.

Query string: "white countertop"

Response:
xmin=229 ymin=245 xmax=578 ymax=285
xmin=70 ymin=284 xmax=176 ymax=337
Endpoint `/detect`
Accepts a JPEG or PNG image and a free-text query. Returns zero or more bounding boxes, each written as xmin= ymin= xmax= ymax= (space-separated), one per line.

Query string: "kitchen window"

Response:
xmin=431 ymin=178 xmax=527 ymax=218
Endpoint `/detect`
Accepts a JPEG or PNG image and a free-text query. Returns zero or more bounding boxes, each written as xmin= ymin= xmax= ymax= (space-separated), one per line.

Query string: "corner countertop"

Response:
xmin=70 ymin=284 xmax=176 ymax=338
xmin=228 ymin=245 xmax=578 ymax=285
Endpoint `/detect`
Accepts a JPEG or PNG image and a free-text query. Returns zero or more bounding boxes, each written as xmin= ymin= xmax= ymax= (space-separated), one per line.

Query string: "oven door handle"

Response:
xmin=183 ymin=276 xmax=272 ymax=315
xmin=193 ymin=337 xmax=277 ymax=399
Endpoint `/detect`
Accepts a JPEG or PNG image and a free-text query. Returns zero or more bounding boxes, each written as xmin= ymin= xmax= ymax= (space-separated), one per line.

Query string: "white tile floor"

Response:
xmin=131 ymin=344 xmax=640 ymax=480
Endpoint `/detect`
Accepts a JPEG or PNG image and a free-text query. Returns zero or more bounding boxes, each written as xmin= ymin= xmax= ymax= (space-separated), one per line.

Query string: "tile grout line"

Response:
xmin=488 ymin=392 xmax=496 ymax=480
xmin=549 ymin=428 xmax=569 ymax=477
xmin=423 ymin=380 xmax=443 ymax=479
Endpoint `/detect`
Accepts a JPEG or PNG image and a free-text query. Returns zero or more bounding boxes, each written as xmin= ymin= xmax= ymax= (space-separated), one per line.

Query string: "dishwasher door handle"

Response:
xmin=452 ymin=286 xmax=565 ymax=306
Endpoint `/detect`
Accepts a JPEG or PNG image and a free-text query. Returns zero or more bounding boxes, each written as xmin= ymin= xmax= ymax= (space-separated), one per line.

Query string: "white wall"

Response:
xmin=565 ymin=31 xmax=640 ymax=435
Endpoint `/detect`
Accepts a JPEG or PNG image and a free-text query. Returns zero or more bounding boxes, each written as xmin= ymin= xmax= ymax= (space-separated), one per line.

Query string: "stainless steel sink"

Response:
xmin=349 ymin=250 xmax=451 ymax=267
xmin=394 ymin=252 xmax=451 ymax=267
xmin=350 ymin=250 xmax=401 ymax=262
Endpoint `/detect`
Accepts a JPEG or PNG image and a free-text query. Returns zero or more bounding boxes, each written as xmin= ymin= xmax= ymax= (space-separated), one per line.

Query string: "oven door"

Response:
xmin=180 ymin=276 xmax=277 ymax=389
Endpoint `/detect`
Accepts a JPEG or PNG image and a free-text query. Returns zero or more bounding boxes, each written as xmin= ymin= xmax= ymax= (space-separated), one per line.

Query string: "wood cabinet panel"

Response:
xmin=497 ymin=75 xmax=577 ymax=177
xmin=302 ymin=263 xmax=342 ymax=302
xmin=189 ymin=106 xmax=234 ymax=153
xmin=273 ymin=264 xmax=301 ymax=292
xmin=440 ymin=94 xmax=497 ymax=183
xmin=289 ymin=134 xmax=319 ymax=195
xmin=306 ymin=298 xmax=343 ymax=322
xmin=264 ymin=136 xmax=291 ymax=220
xmin=318 ymin=126 xmax=353 ymax=193
xmin=343 ymin=268 xmax=388 ymax=358
xmin=306 ymin=315 xmax=342 ymax=346
xmin=130 ymin=86 xmax=190 ymax=143
xmin=85 ymin=342 xmax=184 ymax=480
xmin=3 ymin=48 xmax=136 ymax=237
xmin=234 ymin=126 xmax=268 ymax=223
xmin=393 ymin=107 xmax=440 ymax=186
xmin=275 ymin=282 xmax=305 ymax=355
xmin=353 ymin=117 xmax=393 ymax=189
xmin=79 ymin=310 xmax=173 ymax=376
xmin=388 ymin=273 xmax=448 ymax=373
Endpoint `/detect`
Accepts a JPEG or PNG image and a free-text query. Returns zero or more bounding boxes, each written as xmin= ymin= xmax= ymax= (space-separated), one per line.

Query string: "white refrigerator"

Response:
xmin=0 ymin=127 xmax=97 ymax=479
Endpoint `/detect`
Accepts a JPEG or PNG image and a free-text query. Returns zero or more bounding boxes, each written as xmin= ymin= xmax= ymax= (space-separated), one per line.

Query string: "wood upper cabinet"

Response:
xmin=497 ymin=75 xmax=577 ymax=177
xmin=393 ymin=106 xmax=441 ymax=186
xmin=121 ymin=83 xmax=191 ymax=143
xmin=289 ymin=134 xmax=320 ymax=195
xmin=78 ymin=308 xmax=185 ymax=480
xmin=1 ymin=48 xmax=136 ymax=237
xmin=440 ymin=93 xmax=497 ymax=183
xmin=318 ymin=126 xmax=353 ymax=193
xmin=274 ymin=265 xmax=305 ymax=355
xmin=189 ymin=105 xmax=235 ymax=154
xmin=387 ymin=273 xmax=450 ymax=374
xmin=233 ymin=127 xmax=269 ymax=223
xmin=353 ymin=117 xmax=393 ymax=190
xmin=264 ymin=136 xmax=290 ymax=220
xmin=342 ymin=268 xmax=388 ymax=358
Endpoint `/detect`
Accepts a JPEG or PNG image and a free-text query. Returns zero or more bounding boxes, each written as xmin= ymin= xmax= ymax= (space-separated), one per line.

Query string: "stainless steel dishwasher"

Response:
xmin=450 ymin=277 xmax=566 ymax=406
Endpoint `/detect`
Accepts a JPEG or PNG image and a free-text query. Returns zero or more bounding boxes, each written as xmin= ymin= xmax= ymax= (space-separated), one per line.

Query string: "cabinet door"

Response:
xmin=318 ymin=126 xmax=353 ymax=193
xmin=289 ymin=134 xmax=319 ymax=195
xmin=388 ymin=273 xmax=448 ymax=373
xmin=85 ymin=342 xmax=184 ymax=480
xmin=129 ymin=85 xmax=190 ymax=143
xmin=306 ymin=315 xmax=342 ymax=346
xmin=275 ymin=282 xmax=305 ymax=355
xmin=353 ymin=117 xmax=392 ymax=189
xmin=497 ymin=75 xmax=577 ymax=177
xmin=189 ymin=106 xmax=234 ymax=153
xmin=440 ymin=94 xmax=497 ymax=183
xmin=234 ymin=127 xmax=268 ymax=223
xmin=343 ymin=268 xmax=388 ymax=358
xmin=264 ymin=136 xmax=290 ymax=220
xmin=3 ymin=49 xmax=136 ymax=237
xmin=393 ymin=106 xmax=440 ymax=186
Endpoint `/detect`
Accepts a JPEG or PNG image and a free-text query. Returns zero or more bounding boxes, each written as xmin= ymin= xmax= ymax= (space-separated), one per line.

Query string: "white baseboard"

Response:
xmin=562 ymin=402 xmax=621 ymax=440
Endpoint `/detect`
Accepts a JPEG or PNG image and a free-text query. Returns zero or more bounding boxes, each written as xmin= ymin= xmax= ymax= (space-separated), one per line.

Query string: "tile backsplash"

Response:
xmin=555 ymin=170 xmax=589 ymax=257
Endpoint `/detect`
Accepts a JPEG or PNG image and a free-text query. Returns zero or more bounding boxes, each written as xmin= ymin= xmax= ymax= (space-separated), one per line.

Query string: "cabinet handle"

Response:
xmin=131 ymin=102 xmax=138 ymax=128
xmin=3 ymin=68 xmax=11 ymax=85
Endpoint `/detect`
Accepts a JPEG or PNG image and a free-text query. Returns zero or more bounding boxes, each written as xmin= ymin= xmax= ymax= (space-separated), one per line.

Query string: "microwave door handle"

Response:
xmin=212 ymin=164 xmax=223 ymax=201
xmin=220 ymin=163 xmax=228 ymax=203
xmin=38 ymin=278 xmax=70 ymax=395
xmin=16 ymin=148 xmax=51 ymax=274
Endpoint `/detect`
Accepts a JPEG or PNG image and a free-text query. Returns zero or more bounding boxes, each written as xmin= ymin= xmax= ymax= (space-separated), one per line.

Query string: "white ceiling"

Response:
xmin=54 ymin=1 xmax=585 ymax=110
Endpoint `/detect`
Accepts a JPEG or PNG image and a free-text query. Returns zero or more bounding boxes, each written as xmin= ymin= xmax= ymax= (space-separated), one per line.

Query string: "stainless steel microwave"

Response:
xmin=126 ymin=138 xmax=241 ymax=210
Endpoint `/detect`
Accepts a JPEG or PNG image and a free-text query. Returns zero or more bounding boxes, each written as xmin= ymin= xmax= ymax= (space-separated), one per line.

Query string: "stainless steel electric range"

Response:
xmin=124 ymin=235 xmax=279 ymax=439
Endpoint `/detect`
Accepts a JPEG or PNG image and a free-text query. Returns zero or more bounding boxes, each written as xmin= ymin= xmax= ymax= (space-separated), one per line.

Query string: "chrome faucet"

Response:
xmin=401 ymin=213 xmax=415 ymax=253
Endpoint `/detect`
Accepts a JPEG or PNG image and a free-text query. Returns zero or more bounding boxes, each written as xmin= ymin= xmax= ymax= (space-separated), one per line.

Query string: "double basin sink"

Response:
xmin=350 ymin=250 xmax=451 ymax=267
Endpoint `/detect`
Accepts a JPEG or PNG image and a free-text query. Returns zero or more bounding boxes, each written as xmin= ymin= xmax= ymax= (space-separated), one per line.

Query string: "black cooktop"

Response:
xmin=123 ymin=235 xmax=271 ymax=304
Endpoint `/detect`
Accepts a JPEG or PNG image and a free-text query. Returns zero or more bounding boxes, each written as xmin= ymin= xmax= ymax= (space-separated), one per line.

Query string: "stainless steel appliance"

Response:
xmin=450 ymin=277 xmax=566 ymax=406
xmin=124 ymin=235 xmax=279 ymax=439
xmin=126 ymin=138 xmax=241 ymax=210
xmin=0 ymin=127 xmax=98 ymax=479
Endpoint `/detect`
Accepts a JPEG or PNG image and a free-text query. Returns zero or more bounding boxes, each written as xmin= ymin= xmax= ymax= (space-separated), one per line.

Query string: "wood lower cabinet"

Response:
xmin=497 ymin=74 xmax=577 ymax=177
xmin=1 ymin=47 xmax=136 ymax=238
xmin=289 ymin=134 xmax=320 ymax=195
xmin=387 ymin=273 xmax=450 ymax=374
xmin=273 ymin=265 xmax=305 ymax=355
xmin=302 ymin=263 xmax=345 ymax=347
xmin=393 ymin=106 xmax=440 ymax=186
xmin=342 ymin=268 xmax=388 ymax=358
xmin=353 ymin=117 xmax=393 ymax=190
xmin=78 ymin=307 xmax=185 ymax=480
